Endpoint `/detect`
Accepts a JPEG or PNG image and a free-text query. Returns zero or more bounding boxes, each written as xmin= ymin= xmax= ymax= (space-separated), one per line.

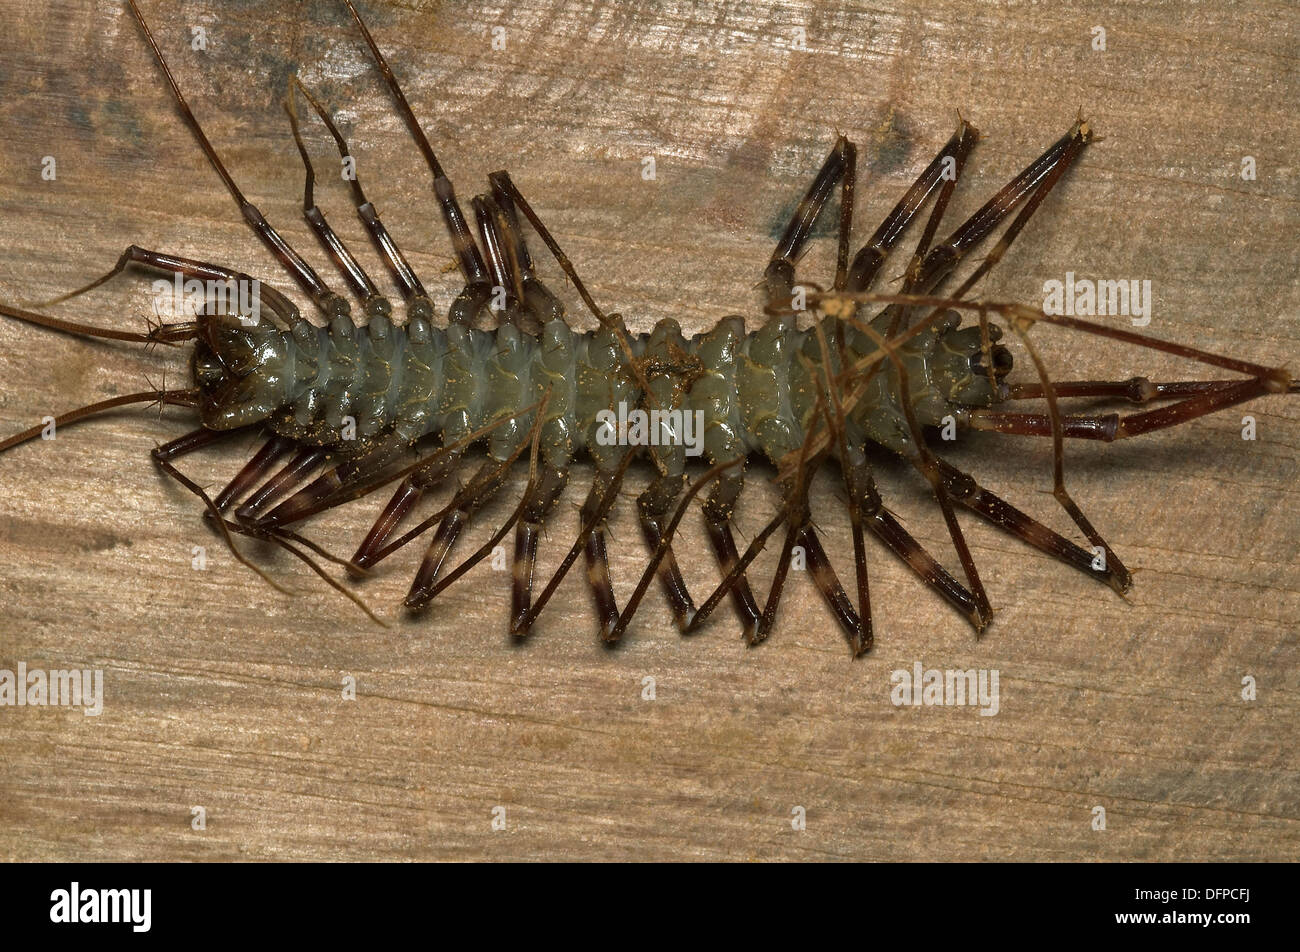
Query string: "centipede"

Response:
xmin=1 ymin=0 xmax=1295 ymax=657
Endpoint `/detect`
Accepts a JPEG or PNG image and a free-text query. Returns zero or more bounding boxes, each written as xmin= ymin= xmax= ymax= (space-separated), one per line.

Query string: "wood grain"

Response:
xmin=0 ymin=0 xmax=1296 ymax=861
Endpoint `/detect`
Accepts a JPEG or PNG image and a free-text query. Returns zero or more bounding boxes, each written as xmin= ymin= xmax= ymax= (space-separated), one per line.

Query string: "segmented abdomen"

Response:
xmin=197 ymin=308 xmax=992 ymax=471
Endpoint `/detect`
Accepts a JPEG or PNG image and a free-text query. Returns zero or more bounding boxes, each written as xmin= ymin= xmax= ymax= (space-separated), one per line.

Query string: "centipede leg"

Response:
xmin=351 ymin=451 xmax=463 ymax=570
xmin=981 ymin=307 xmax=1293 ymax=591
xmin=340 ymin=0 xmax=494 ymax=327
xmin=151 ymin=426 xmax=233 ymax=463
xmin=405 ymin=461 xmax=512 ymax=610
xmin=864 ymin=504 xmax=986 ymax=628
xmin=129 ymin=1 xmax=353 ymax=324
xmin=234 ymin=446 xmax=330 ymax=525
xmin=257 ymin=435 xmax=407 ymax=528
xmin=581 ymin=489 xmax=622 ymax=641
xmin=754 ymin=516 xmax=801 ymax=644
xmin=972 ymin=376 xmax=1283 ymax=440
xmin=39 ymin=245 xmax=307 ymax=332
xmin=1002 ymin=377 xmax=1243 ymax=404
xmin=288 ymin=77 xmax=436 ymax=322
xmin=911 ymin=119 xmax=1093 ymax=297
xmin=846 ymin=120 xmax=978 ymax=293
xmin=796 ymin=527 xmax=863 ymax=650
xmin=764 ymin=135 xmax=856 ymax=310
xmin=285 ymin=84 xmax=392 ymax=322
xmin=701 ymin=471 xmax=761 ymax=643
xmin=513 ymin=451 xmax=637 ymax=637
xmin=212 ymin=435 xmax=295 ymax=512
xmin=509 ymin=465 xmax=570 ymax=632
xmin=932 ymin=457 xmax=1127 ymax=594
xmin=146 ymin=426 xmax=293 ymax=592
xmin=472 ymin=193 xmax=531 ymax=331
xmin=753 ymin=476 xmax=865 ymax=649
xmin=636 ymin=474 xmax=699 ymax=632
xmin=685 ymin=506 xmax=789 ymax=640
xmin=513 ymin=464 xmax=625 ymax=640
xmin=161 ymin=432 xmax=318 ymax=562
xmin=488 ymin=175 xmax=565 ymax=326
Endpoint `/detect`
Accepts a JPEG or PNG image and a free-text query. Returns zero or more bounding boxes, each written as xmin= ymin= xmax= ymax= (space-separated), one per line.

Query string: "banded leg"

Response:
xmin=943 ymin=121 xmax=1094 ymax=305
xmin=347 ymin=409 xmax=549 ymax=571
xmin=846 ymin=120 xmax=978 ymax=293
xmin=855 ymin=319 xmax=993 ymax=630
xmin=575 ymin=468 xmax=624 ymax=641
xmin=911 ymin=119 xmax=1093 ymax=296
xmin=404 ymin=459 xmax=516 ymax=610
xmin=749 ymin=477 xmax=865 ymax=650
xmin=488 ymin=175 xmax=566 ymax=326
xmin=351 ymin=450 xmax=464 ymax=570
xmin=932 ymin=457 xmax=1127 ymax=593
xmin=340 ymin=0 xmax=493 ymax=327
xmin=1003 ymin=377 xmax=1245 ymax=403
xmin=701 ymin=470 xmax=761 ymax=642
xmin=849 ymin=120 xmax=1094 ymax=355
xmin=472 ymin=193 xmax=529 ymax=330
xmin=686 ymin=473 xmax=987 ymax=638
xmin=256 ymin=435 xmax=407 ymax=528
xmin=414 ymin=416 xmax=568 ymax=615
xmin=288 ymin=76 xmax=436 ymax=322
xmin=637 ymin=473 xmax=698 ymax=631
xmin=285 ymin=85 xmax=392 ymax=324
xmin=864 ymin=502 xmax=987 ymax=629
xmin=470 ymin=190 xmax=566 ymax=334
xmin=151 ymin=427 xmax=285 ymax=592
xmin=972 ymin=305 xmax=1295 ymax=588
xmin=685 ymin=505 xmax=793 ymax=638
xmin=797 ymin=526 xmax=863 ymax=649
xmin=213 ymin=435 xmax=295 ymax=512
xmin=764 ymin=135 xmax=856 ymax=310
xmin=836 ymin=452 xmax=880 ymax=654
xmin=40 ymin=245 xmax=306 ymax=334
xmin=235 ymin=446 xmax=330 ymax=525
xmin=512 ymin=451 xmax=638 ymax=638
xmin=510 ymin=465 xmax=570 ymax=632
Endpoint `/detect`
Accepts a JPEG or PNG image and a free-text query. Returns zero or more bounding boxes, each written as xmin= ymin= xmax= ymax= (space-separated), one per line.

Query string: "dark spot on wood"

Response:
xmin=866 ymin=109 xmax=912 ymax=175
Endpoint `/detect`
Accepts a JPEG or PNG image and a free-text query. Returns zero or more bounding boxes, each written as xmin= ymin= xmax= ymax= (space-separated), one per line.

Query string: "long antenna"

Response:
xmin=0 ymin=389 xmax=198 ymax=454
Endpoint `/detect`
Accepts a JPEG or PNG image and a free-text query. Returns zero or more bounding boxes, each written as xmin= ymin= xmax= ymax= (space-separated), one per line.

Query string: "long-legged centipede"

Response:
xmin=1 ymin=1 xmax=1295 ymax=657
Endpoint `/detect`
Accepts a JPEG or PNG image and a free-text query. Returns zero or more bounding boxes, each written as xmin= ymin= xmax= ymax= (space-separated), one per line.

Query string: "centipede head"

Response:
xmin=191 ymin=310 xmax=291 ymax=430
xmin=935 ymin=316 xmax=1014 ymax=407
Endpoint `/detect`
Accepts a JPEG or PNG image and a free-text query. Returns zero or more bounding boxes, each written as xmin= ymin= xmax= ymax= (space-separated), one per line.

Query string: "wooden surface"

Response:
xmin=0 ymin=0 xmax=1297 ymax=861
